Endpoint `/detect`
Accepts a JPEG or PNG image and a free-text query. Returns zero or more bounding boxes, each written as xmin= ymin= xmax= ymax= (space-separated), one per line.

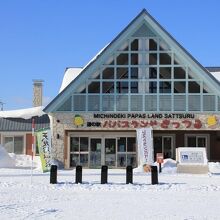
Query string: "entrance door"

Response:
xmin=105 ymin=138 xmax=116 ymax=167
xmin=90 ymin=138 xmax=102 ymax=168
xmin=153 ymin=136 xmax=173 ymax=160
xmin=163 ymin=136 xmax=172 ymax=158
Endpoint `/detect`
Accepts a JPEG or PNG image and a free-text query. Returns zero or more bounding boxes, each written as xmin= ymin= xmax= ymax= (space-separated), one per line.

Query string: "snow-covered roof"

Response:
xmin=0 ymin=106 xmax=45 ymax=119
xmin=59 ymin=68 xmax=82 ymax=93
xmin=59 ymin=44 xmax=109 ymax=93
xmin=209 ymin=72 xmax=220 ymax=82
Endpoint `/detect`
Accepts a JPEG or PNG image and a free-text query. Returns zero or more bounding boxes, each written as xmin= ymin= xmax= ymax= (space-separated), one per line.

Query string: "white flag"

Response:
xmin=136 ymin=127 xmax=154 ymax=167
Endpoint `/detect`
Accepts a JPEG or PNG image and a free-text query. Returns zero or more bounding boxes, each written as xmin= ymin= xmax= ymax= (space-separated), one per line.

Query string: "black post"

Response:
xmin=159 ymin=163 xmax=162 ymax=173
xmin=50 ymin=165 xmax=57 ymax=184
xmin=151 ymin=165 xmax=158 ymax=185
xmin=101 ymin=165 xmax=108 ymax=184
xmin=75 ymin=165 xmax=82 ymax=184
xmin=126 ymin=165 xmax=133 ymax=184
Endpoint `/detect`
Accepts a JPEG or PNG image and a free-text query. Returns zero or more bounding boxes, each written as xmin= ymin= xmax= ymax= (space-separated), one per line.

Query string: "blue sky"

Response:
xmin=0 ymin=0 xmax=220 ymax=110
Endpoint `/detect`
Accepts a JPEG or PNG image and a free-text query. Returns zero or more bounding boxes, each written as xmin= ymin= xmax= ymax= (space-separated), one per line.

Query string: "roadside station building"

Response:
xmin=44 ymin=9 xmax=220 ymax=168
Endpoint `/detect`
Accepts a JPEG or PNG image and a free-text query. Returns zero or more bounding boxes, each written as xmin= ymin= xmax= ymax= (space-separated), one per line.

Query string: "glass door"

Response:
xmin=163 ymin=136 xmax=172 ymax=158
xmin=153 ymin=136 xmax=173 ymax=160
xmin=105 ymin=138 xmax=116 ymax=167
xmin=90 ymin=138 xmax=102 ymax=168
xmin=70 ymin=137 xmax=89 ymax=167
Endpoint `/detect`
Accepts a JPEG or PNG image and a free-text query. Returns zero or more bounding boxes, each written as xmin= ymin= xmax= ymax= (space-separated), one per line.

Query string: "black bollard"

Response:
xmin=151 ymin=165 xmax=158 ymax=185
xmin=50 ymin=165 xmax=57 ymax=184
xmin=75 ymin=165 xmax=82 ymax=184
xmin=159 ymin=163 xmax=162 ymax=173
xmin=101 ymin=165 xmax=108 ymax=184
xmin=126 ymin=165 xmax=133 ymax=184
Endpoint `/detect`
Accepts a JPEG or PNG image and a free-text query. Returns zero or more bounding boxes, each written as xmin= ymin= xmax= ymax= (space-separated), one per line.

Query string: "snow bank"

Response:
xmin=134 ymin=158 xmax=177 ymax=174
xmin=9 ymin=153 xmax=41 ymax=169
xmin=209 ymin=162 xmax=220 ymax=174
xmin=161 ymin=158 xmax=177 ymax=174
xmin=0 ymin=106 xmax=45 ymax=119
xmin=0 ymin=145 xmax=16 ymax=168
xmin=0 ymin=144 xmax=41 ymax=169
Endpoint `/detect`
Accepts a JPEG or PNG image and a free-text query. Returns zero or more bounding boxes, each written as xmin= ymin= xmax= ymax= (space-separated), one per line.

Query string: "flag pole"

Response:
xmin=31 ymin=118 xmax=35 ymax=184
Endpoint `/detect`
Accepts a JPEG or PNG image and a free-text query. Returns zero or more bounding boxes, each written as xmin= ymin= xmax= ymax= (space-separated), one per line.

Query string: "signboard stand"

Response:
xmin=156 ymin=153 xmax=164 ymax=173
xmin=176 ymin=147 xmax=209 ymax=174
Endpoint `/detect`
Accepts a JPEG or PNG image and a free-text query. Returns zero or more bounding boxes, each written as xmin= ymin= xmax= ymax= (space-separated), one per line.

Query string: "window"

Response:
xmin=102 ymin=81 xmax=114 ymax=93
xmin=149 ymin=53 xmax=157 ymax=65
xmin=88 ymin=95 xmax=100 ymax=111
xmin=149 ymin=39 xmax=157 ymax=51
xmin=131 ymin=82 xmax=138 ymax=93
xmin=131 ymin=39 xmax=138 ymax=51
xmin=159 ymin=53 xmax=171 ymax=65
xmin=117 ymin=68 xmax=128 ymax=79
xmin=159 ymin=67 xmax=171 ymax=79
xmin=131 ymin=68 xmax=138 ymax=79
xmin=188 ymin=81 xmax=200 ymax=93
xmin=70 ymin=137 xmax=89 ymax=167
xmin=149 ymin=67 xmax=157 ymax=79
xmin=116 ymin=81 xmax=128 ymax=93
xmin=186 ymin=135 xmax=207 ymax=148
xmin=174 ymin=67 xmax=185 ymax=79
xmin=73 ymin=95 xmax=86 ymax=111
xmin=159 ymin=81 xmax=171 ymax=93
xmin=103 ymin=68 xmax=114 ymax=79
xmin=4 ymin=136 xmax=24 ymax=154
xmin=116 ymin=53 xmax=128 ymax=65
xmin=131 ymin=54 xmax=138 ymax=65
xmin=102 ymin=95 xmax=114 ymax=111
xmin=117 ymin=137 xmax=136 ymax=167
xmin=69 ymin=35 xmax=219 ymax=113
xmin=174 ymin=82 xmax=186 ymax=93
xmin=57 ymin=97 xmax=72 ymax=111
xmin=149 ymin=81 xmax=157 ymax=93
xmin=88 ymin=82 xmax=100 ymax=93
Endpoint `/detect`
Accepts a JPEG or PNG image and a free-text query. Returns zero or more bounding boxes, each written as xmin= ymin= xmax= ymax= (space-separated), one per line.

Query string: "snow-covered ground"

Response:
xmin=1 ymin=167 xmax=220 ymax=219
xmin=1 ymin=146 xmax=220 ymax=220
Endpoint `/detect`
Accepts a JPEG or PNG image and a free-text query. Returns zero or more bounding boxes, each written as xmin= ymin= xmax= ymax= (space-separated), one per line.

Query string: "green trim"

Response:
xmin=35 ymin=127 xmax=50 ymax=133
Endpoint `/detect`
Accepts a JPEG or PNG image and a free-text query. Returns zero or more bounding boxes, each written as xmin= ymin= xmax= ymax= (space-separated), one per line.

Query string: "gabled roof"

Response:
xmin=44 ymin=9 xmax=220 ymax=113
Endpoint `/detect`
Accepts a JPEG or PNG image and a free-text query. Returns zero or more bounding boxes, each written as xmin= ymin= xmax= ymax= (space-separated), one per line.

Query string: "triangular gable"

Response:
xmin=44 ymin=9 xmax=220 ymax=113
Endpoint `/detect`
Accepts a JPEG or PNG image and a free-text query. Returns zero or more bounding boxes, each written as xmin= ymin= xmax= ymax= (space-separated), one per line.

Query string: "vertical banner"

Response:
xmin=136 ymin=128 xmax=154 ymax=167
xmin=36 ymin=129 xmax=52 ymax=172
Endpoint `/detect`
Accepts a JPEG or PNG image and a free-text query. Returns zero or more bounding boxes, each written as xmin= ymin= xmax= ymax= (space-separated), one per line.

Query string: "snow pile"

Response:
xmin=209 ymin=162 xmax=220 ymax=174
xmin=134 ymin=158 xmax=177 ymax=174
xmin=0 ymin=144 xmax=41 ymax=169
xmin=160 ymin=158 xmax=177 ymax=173
xmin=0 ymin=145 xmax=16 ymax=168
xmin=9 ymin=153 xmax=41 ymax=169
xmin=0 ymin=106 xmax=45 ymax=119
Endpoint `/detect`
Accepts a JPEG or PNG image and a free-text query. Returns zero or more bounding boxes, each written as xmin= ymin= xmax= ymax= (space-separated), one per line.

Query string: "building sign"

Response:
xmin=177 ymin=147 xmax=208 ymax=165
xmin=68 ymin=113 xmax=220 ymax=130
xmin=136 ymin=128 xmax=154 ymax=167
xmin=36 ymin=129 xmax=52 ymax=172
